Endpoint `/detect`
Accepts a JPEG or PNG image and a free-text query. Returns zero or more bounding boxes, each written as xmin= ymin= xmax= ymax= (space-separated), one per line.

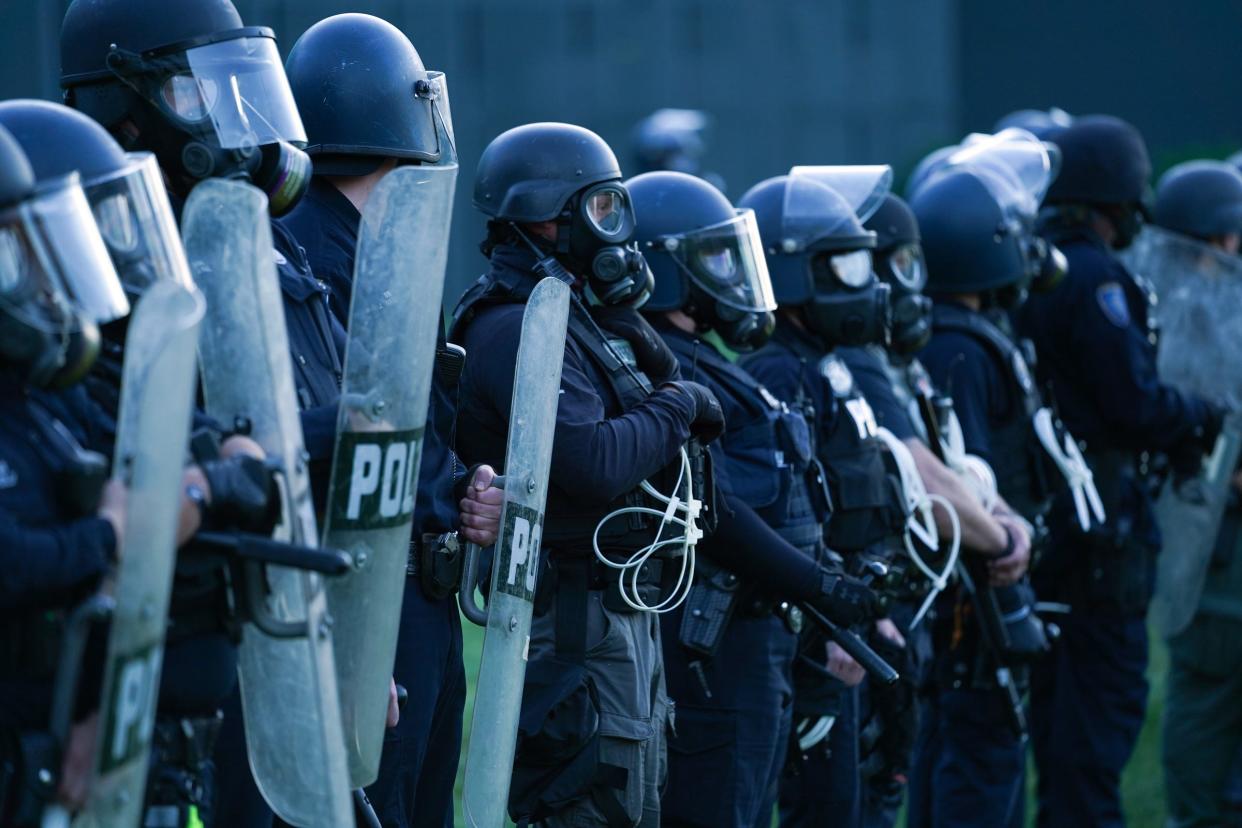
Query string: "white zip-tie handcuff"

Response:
xmin=1032 ymin=407 xmax=1106 ymax=531
xmin=875 ymin=428 xmax=962 ymax=630
xmin=592 ymin=446 xmax=702 ymax=614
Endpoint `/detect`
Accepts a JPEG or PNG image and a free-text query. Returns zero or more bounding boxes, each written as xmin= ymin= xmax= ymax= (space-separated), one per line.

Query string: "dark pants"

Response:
xmin=661 ymin=612 xmax=796 ymax=828
xmin=1029 ymin=612 xmax=1148 ymax=828
xmin=212 ymin=580 xmax=465 ymax=828
xmin=779 ymin=682 xmax=860 ymax=828
xmin=905 ymin=686 xmax=1025 ymax=828
xmin=1164 ymin=613 xmax=1242 ymax=828
xmin=365 ymin=582 xmax=465 ymax=828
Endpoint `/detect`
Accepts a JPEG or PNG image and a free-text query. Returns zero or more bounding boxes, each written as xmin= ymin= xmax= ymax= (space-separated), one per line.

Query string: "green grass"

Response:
xmin=453 ymin=618 xmax=1171 ymax=827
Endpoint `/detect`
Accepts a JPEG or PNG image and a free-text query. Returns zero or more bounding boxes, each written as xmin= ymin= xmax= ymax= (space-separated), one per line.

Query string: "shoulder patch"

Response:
xmin=1096 ymin=282 xmax=1130 ymax=328
xmin=820 ymin=356 xmax=855 ymax=396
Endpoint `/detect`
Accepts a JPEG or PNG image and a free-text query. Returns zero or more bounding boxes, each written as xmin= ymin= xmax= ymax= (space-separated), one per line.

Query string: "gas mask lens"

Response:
xmin=887 ymin=243 xmax=926 ymax=290
xmin=585 ymin=188 xmax=626 ymax=237
xmin=160 ymin=73 xmax=220 ymax=123
xmin=92 ymin=192 xmax=140 ymax=253
xmin=831 ymin=249 xmax=874 ymax=288
xmin=697 ymin=245 xmax=738 ymax=282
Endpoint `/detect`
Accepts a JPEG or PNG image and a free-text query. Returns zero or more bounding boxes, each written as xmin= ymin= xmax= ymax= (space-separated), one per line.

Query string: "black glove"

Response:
xmin=808 ymin=570 xmax=879 ymax=627
xmin=591 ymin=305 xmax=681 ymax=385
xmin=200 ymin=455 xmax=281 ymax=535
xmin=667 ymin=380 xmax=725 ymax=445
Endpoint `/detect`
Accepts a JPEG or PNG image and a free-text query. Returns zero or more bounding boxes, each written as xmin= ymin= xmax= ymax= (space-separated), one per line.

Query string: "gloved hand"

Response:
xmin=666 ymin=379 xmax=725 ymax=444
xmin=592 ymin=305 xmax=681 ymax=385
xmin=808 ymin=570 xmax=879 ymax=627
xmin=200 ymin=454 xmax=281 ymax=535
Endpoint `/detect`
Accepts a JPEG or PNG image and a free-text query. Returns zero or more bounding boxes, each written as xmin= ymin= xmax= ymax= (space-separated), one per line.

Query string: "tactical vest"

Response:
xmin=666 ymin=335 xmax=829 ymax=558
xmin=452 ymin=269 xmax=700 ymax=555
xmin=932 ymin=304 xmax=1054 ymax=523
xmin=780 ymin=334 xmax=905 ymax=553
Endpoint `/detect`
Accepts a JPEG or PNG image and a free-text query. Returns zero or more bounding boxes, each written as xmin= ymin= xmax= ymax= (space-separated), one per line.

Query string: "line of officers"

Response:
xmin=0 ymin=2 xmax=1234 ymax=828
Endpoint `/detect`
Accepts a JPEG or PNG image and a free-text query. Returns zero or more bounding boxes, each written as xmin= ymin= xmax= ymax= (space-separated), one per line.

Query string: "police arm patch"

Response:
xmin=1096 ymin=282 xmax=1130 ymax=328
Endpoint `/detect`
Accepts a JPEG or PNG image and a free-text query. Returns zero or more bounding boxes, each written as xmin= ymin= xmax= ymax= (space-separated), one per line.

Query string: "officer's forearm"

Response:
xmin=706 ymin=492 xmax=823 ymax=601
xmin=905 ymin=438 xmax=1007 ymax=554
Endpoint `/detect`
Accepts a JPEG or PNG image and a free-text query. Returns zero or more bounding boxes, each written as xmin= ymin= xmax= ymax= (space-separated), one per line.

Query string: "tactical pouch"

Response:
xmin=677 ymin=564 xmax=740 ymax=658
xmin=0 ymin=729 xmax=57 ymax=828
xmin=419 ymin=533 xmax=464 ymax=601
xmin=145 ymin=714 xmax=223 ymax=826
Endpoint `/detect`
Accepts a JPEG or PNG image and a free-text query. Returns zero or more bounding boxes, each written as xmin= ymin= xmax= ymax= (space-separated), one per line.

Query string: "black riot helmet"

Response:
xmin=60 ymin=0 xmax=311 ymax=216
xmin=285 ymin=13 xmax=456 ymax=177
xmin=0 ymin=120 xmax=127 ymax=388
xmin=1042 ymin=115 xmax=1152 ymax=250
xmin=1154 ymin=160 xmax=1242 ymax=243
xmin=629 ymin=171 xmax=776 ymax=351
xmin=739 ymin=166 xmax=891 ymax=347
xmin=913 ymin=166 xmax=1042 ymax=308
xmin=0 ymin=100 xmax=194 ymax=304
xmin=864 ymin=194 xmax=931 ymax=355
xmin=474 ymin=122 xmax=653 ymax=306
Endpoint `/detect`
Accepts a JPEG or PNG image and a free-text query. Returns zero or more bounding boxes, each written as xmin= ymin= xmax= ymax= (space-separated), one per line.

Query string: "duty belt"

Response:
xmin=409 ymin=532 xmax=465 ymax=601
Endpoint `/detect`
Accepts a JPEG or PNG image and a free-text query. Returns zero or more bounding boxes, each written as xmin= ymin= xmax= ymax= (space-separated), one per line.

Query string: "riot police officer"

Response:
xmin=627 ymin=170 xmax=879 ymax=827
xmin=631 ymin=108 xmax=724 ymax=192
xmin=908 ymin=150 xmax=1071 ymax=826
xmin=453 ymin=122 xmax=725 ymax=827
xmin=1016 ymin=115 xmax=1222 ymax=828
xmin=58 ymin=0 xmax=356 ymax=821
xmin=1146 ymin=160 xmax=1242 ymax=828
xmin=850 ymin=192 xmax=1029 ymax=828
xmin=282 ymin=14 xmax=502 ymax=825
xmin=0 ymin=118 xmax=132 ymax=826
xmin=738 ymin=168 xmax=905 ymax=828
xmin=0 ymin=98 xmax=296 ymax=827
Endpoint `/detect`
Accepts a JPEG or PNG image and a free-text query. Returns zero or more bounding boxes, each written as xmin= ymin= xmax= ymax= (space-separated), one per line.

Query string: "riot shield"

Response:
xmin=181 ymin=179 xmax=352 ymax=827
xmin=1121 ymin=226 xmax=1242 ymax=636
xmin=460 ymin=276 xmax=571 ymax=828
xmin=321 ymin=163 xmax=457 ymax=787
xmin=67 ymin=281 xmax=203 ymax=827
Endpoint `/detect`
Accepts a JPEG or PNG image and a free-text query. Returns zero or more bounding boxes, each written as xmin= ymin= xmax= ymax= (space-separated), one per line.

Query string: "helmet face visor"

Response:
xmin=657 ymin=208 xmax=776 ymax=313
xmin=780 ymin=166 xmax=890 ymax=253
xmin=153 ymin=34 xmax=307 ymax=149
xmin=85 ymin=152 xmax=193 ymax=298
xmin=0 ymin=174 xmax=127 ymax=333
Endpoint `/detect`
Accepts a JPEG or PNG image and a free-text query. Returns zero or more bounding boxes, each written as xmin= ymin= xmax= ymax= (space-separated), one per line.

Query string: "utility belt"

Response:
xmin=143 ymin=712 xmax=223 ymax=828
xmin=534 ymin=550 xmax=674 ymax=617
xmin=408 ymin=532 xmax=466 ymax=600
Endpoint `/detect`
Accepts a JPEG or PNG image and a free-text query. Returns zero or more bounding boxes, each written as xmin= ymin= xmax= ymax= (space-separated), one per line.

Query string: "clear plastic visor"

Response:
xmin=781 ymin=166 xmax=890 ymax=252
xmin=663 ymin=209 xmax=776 ymax=312
xmin=165 ymin=36 xmax=307 ymax=149
xmin=0 ymin=174 xmax=128 ymax=332
xmin=420 ymin=71 xmax=457 ymax=166
xmin=946 ymin=128 xmax=1056 ymax=219
xmin=85 ymin=152 xmax=193 ymax=297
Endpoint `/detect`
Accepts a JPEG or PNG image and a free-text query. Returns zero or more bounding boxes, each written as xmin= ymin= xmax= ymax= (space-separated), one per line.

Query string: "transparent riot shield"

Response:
xmin=321 ymin=163 xmax=457 ymax=787
xmin=181 ymin=178 xmax=352 ymax=827
xmin=71 ymin=281 xmax=203 ymax=828
xmin=460 ymin=277 xmax=571 ymax=828
xmin=1121 ymin=226 xmax=1242 ymax=636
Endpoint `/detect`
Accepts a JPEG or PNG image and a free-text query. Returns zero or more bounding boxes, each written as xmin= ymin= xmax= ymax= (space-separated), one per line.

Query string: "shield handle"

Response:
xmin=458 ymin=475 xmax=508 ymax=627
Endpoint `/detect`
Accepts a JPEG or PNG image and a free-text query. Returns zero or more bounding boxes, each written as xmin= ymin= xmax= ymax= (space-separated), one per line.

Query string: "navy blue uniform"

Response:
xmin=1016 ymin=225 xmax=1212 ymax=828
xmin=454 ymin=244 xmax=695 ymax=827
xmin=281 ymin=178 xmax=465 ymax=828
xmin=910 ymin=302 xmax=1027 ymax=828
xmin=838 ymin=346 xmax=916 ymax=442
xmin=745 ymin=323 xmax=884 ymax=828
xmin=655 ymin=323 xmax=831 ymax=828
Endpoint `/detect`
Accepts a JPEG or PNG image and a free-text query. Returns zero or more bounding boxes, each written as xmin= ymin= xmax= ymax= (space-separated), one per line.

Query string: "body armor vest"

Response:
xmin=932 ymin=304 xmax=1054 ymax=523
xmin=453 ymin=268 xmax=705 ymax=555
xmin=666 ymin=335 xmax=828 ymax=558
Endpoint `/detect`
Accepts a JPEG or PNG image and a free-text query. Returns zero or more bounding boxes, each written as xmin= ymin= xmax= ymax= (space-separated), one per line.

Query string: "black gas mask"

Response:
xmin=874 ymin=241 xmax=931 ymax=355
xmin=805 ymin=248 xmax=891 ymax=346
xmin=103 ymin=28 xmax=311 ymax=216
xmin=557 ymin=181 xmax=653 ymax=306
xmin=1108 ymin=203 xmax=1145 ymax=251
xmin=1026 ymin=235 xmax=1068 ymax=293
